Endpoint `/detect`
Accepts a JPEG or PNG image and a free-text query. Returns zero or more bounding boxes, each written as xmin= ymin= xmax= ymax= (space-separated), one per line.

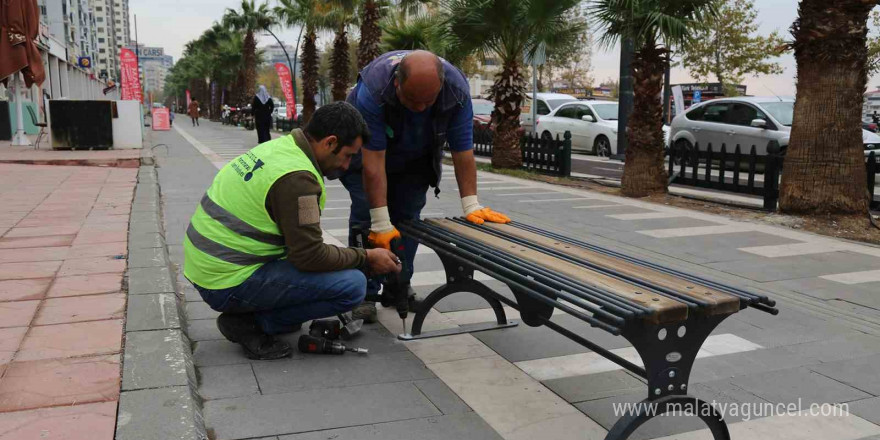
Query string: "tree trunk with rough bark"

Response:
xmin=621 ymin=44 xmax=668 ymax=197
xmin=331 ymin=27 xmax=350 ymax=102
xmin=242 ymin=30 xmax=258 ymax=105
xmin=490 ymin=60 xmax=526 ymax=169
xmin=779 ymin=0 xmax=874 ymax=214
xmin=300 ymin=29 xmax=319 ymax=125
xmin=358 ymin=0 xmax=382 ymax=70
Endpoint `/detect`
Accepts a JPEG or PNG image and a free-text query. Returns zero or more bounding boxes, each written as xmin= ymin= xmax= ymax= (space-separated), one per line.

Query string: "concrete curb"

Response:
xmin=116 ymin=165 xmax=207 ymax=440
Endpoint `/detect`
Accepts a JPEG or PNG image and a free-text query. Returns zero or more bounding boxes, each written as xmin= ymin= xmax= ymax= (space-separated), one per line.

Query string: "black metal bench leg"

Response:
xmin=398 ymin=256 xmax=518 ymax=341
xmin=605 ymin=395 xmax=730 ymax=440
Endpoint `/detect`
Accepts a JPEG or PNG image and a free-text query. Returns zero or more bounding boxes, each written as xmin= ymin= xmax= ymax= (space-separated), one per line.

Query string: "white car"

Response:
xmin=669 ymin=96 xmax=880 ymax=157
xmin=520 ymin=92 xmax=578 ymax=134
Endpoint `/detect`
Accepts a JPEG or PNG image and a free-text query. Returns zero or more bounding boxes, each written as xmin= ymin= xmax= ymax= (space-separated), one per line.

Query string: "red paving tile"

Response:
xmin=0 ymin=354 xmax=120 ymax=412
xmin=0 ymin=279 xmax=51 ymax=302
xmin=0 ymin=247 xmax=69 ymax=264
xmin=0 ymin=261 xmax=61 ymax=280
xmin=0 ymin=301 xmax=39 ymax=328
xmin=0 ymin=401 xmax=117 ymax=440
xmin=16 ymin=320 xmax=123 ymax=362
xmin=78 ymin=222 xmax=129 ymax=233
xmin=3 ymin=225 xmax=83 ymax=238
xmin=45 ymin=274 xmax=122 ymax=298
xmin=14 ymin=217 xmax=85 ymax=228
xmin=71 ymin=231 xmax=128 ymax=246
xmin=33 ymin=294 xmax=125 ymax=326
xmin=0 ymin=235 xmax=76 ymax=249
xmin=57 ymin=256 xmax=126 ymax=277
xmin=66 ymin=242 xmax=127 ymax=259
xmin=0 ymin=327 xmax=27 ymax=352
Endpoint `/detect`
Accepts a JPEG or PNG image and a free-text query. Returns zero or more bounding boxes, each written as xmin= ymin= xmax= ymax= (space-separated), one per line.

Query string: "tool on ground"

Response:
xmin=297 ymin=334 xmax=368 ymax=355
xmin=308 ymin=319 xmax=342 ymax=340
xmin=336 ymin=311 xmax=363 ymax=339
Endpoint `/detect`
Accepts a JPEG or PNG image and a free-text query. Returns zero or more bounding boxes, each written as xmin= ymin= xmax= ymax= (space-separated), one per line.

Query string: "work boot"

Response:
xmin=216 ymin=313 xmax=292 ymax=360
xmin=351 ymin=301 xmax=378 ymax=323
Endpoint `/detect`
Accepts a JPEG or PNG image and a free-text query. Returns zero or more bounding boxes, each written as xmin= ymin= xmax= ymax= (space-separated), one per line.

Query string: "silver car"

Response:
xmin=669 ymin=96 xmax=880 ymax=156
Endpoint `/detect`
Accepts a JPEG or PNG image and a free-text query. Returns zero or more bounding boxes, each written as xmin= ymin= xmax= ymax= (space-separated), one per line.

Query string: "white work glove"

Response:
xmin=368 ymin=206 xmax=400 ymax=250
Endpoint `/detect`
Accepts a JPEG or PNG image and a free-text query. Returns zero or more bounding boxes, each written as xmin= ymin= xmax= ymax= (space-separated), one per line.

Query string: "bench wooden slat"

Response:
xmin=430 ymin=219 xmax=688 ymax=324
xmin=483 ymin=222 xmax=741 ymax=316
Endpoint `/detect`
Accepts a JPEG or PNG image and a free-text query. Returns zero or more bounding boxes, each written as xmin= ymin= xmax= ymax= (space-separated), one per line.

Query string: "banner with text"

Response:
xmin=275 ymin=63 xmax=296 ymax=120
xmin=119 ymin=48 xmax=142 ymax=102
xmin=152 ymin=108 xmax=170 ymax=131
xmin=186 ymin=90 xmax=192 ymax=110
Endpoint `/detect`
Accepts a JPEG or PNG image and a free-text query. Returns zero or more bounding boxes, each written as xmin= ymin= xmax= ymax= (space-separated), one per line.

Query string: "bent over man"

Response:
xmin=183 ymin=102 xmax=401 ymax=360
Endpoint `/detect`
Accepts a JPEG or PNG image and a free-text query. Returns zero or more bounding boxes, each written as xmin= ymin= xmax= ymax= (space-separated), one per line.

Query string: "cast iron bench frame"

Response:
xmin=398 ymin=218 xmax=779 ymax=440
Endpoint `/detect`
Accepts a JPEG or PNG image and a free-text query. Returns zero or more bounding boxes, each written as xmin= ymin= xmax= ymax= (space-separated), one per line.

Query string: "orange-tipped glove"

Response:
xmin=368 ymin=206 xmax=400 ymax=250
xmin=462 ymin=195 xmax=511 ymax=225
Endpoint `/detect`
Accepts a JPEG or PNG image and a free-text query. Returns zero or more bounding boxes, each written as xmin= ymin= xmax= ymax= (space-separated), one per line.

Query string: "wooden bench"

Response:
xmin=398 ymin=218 xmax=778 ymax=440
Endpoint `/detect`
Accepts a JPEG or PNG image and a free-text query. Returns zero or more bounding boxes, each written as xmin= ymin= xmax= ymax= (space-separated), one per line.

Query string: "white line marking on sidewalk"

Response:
xmin=412 ymin=270 xmax=493 ymax=286
xmin=820 ymin=269 xmax=880 ymax=285
xmin=326 ymin=228 xmax=349 ymax=236
xmin=515 ymin=334 xmax=762 ymax=381
xmin=517 ymin=198 xmax=595 ymax=203
xmin=443 ymin=307 xmax=564 ymax=325
xmin=637 ymin=224 xmax=754 ymax=238
xmin=572 ymin=204 xmax=624 ymax=209
xmin=174 ymin=125 xmax=226 ymax=169
xmin=739 ymin=242 xmax=846 ymax=258
xmin=495 ymin=192 xmax=561 ymax=197
xmin=322 ymin=207 xmax=349 ymax=211
xmin=606 ymin=212 xmax=684 ymax=220
xmin=321 ymin=216 xmax=349 ymax=221
xmin=453 ymin=186 xmax=540 ymax=191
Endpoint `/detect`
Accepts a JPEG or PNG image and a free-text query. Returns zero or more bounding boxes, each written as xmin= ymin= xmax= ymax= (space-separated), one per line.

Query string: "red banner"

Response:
xmin=275 ymin=63 xmax=296 ymax=120
xmin=152 ymin=108 xmax=170 ymax=131
xmin=186 ymin=90 xmax=192 ymax=110
xmin=119 ymin=48 xmax=142 ymax=102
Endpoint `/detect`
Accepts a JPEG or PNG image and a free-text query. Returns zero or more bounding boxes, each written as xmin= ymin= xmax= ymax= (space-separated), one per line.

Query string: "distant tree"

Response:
xmin=544 ymin=6 xmax=593 ymax=90
xmin=867 ymin=10 xmax=880 ymax=76
xmin=357 ymin=0 xmax=382 ymax=68
xmin=678 ymin=0 xmax=785 ymax=93
xmin=275 ymin=0 xmax=329 ymax=123
xmin=223 ymin=0 xmax=276 ymax=105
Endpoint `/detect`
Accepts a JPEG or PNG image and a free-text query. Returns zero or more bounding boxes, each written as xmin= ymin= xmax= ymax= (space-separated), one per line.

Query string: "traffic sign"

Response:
xmin=693 ymin=90 xmax=702 ymax=103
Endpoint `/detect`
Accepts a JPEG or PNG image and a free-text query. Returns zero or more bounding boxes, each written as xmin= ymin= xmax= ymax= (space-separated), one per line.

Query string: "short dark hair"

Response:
xmin=304 ymin=102 xmax=370 ymax=151
xmin=396 ymin=52 xmax=445 ymax=86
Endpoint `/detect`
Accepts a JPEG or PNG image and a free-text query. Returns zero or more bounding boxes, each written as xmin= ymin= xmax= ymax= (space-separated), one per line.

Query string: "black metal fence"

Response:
xmin=668 ymin=142 xmax=880 ymax=211
xmin=472 ymin=126 xmax=572 ymax=177
xmin=274 ymin=118 xmax=300 ymax=132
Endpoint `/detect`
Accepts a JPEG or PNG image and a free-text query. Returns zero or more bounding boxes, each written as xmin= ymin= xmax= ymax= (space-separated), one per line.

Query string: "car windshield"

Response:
xmin=473 ymin=102 xmax=494 ymax=115
xmin=758 ymin=101 xmax=794 ymax=126
xmin=592 ymin=103 xmax=619 ymax=121
xmin=546 ymin=98 xmax=578 ymax=109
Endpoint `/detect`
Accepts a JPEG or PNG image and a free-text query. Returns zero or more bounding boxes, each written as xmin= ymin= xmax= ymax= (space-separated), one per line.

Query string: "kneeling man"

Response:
xmin=183 ymin=102 xmax=401 ymax=360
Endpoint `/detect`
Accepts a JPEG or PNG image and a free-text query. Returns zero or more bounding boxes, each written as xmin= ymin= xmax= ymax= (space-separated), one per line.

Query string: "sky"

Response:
xmin=130 ymin=0 xmax=880 ymax=96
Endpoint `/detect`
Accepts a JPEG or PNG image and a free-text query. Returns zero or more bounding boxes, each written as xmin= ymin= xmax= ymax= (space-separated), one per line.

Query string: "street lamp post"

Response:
xmin=263 ymin=27 xmax=298 ymax=105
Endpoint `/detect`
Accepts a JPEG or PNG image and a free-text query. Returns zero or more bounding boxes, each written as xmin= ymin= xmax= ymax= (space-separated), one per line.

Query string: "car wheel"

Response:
xmin=593 ymin=136 xmax=611 ymax=158
xmin=541 ymin=131 xmax=554 ymax=143
xmin=672 ymin=139 xmax=693 ymax=166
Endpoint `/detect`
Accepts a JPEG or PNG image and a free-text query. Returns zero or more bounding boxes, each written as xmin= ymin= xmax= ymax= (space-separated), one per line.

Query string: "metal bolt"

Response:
xmin=669 ymin=371 xmax=675 ymax=378
xmin=680 ymin=384 xmax=687 ymax=391
xmin=668 ymin=385 xmax=674 ymax=391
xmin=458 ymin=266 xmax=464 ymax=272
xmin=654 ymin=388 xmax=661 ymax=396
xmin=449 ymin=276 xmax=455 ymax=282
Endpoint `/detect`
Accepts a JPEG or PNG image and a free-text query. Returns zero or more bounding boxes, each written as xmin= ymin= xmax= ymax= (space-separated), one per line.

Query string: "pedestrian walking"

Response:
xmin=189 ymin=99 xmax=200 ymax=126
xmin=253 ymin=85 xmax=275 ymax=144
xmin=169 ymin=109 xmax=175 ymax=127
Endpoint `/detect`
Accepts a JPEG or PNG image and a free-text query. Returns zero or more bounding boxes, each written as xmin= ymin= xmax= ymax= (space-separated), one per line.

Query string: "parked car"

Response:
xmin=534 ymin=100 xmax=671 ymax=157
xmin=472 ymin=98 xmax=494 ymax=128
xmin=669 ymin=96 xmax=880 ymax=157
xmin=863 ymin=121 xmax=878 ymax=133
xmin=520 ymin=92 xmax=578 ymax=134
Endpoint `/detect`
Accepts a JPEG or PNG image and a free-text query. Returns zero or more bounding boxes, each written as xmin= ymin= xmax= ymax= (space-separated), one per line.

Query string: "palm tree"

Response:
xmin=326 ymin=0 xmax=360 ymax=101
xmin=445 ymin=0 xmax=586 ymax=168
xmin=778 ymin=0 xmax=875 ymax=215
xmin=276 ymin=0 xmax=329 ymax=123
xmin=357 ymin=0 xmax=382 ymax=69
xmin=223 ymin=0 xmax=275 ymax=106
xmin=591 ymin=0 xmax=716 ymax=197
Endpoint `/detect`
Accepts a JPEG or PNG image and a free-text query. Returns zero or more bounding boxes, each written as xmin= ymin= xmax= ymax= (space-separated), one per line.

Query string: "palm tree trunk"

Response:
xmin=331 ymin=26 xmax=350 ymax=102
xmin=243 ymin=30 xmax=258 ymax=105
xmin=621 ymin=44 xmax=668 ymax=197
xmin=779 ymin=0 xmax=873 ymax=214
xmin=357 ymin=0 xmax=382 ymax=70
xmin=300 ymin=29 xmax=319 ymax=125
xmin=490 ymin=59 xmax=525 ymax=169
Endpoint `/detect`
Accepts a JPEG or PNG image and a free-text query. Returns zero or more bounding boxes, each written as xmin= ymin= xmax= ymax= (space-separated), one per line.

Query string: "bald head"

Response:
xmin=395 ymin=50 xmax=445 ymax=113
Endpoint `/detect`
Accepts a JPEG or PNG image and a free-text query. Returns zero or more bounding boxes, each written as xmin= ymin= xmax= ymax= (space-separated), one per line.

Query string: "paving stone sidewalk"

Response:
xmin=0 ymin=163 xmax=136 ymax=439
xmin=151 ymin=121 xmax=880 ymax=440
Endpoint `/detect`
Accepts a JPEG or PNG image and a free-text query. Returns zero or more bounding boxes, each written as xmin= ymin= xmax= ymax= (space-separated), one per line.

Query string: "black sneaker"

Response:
xmin=216 ymin=313 xmax=292 ymax=360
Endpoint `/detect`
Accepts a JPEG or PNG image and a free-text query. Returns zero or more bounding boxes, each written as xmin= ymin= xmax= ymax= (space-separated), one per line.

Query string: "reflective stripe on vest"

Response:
xmin=186 ymin=224 xmax=285 ymax=265
xmin=199 ymin=193 xmax=285 ymax=246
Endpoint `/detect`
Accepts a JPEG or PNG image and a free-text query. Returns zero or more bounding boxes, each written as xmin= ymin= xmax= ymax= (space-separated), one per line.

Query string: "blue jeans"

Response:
xmin=192 ymin=260 xmax=367 ymax=335
xmin=339 ymin=171 xmax=429 ymax=295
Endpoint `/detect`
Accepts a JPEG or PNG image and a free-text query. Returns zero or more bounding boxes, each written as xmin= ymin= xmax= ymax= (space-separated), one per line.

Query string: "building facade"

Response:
xmin=260 ymin=42 xmax=299 ymax=71
xmin=39 ymin=0 xmax=97 ymax=66
xmin=864 ymin=90 xmax=880 ymax=121
xmin=129 ymin=46 xmax=174 ymax=96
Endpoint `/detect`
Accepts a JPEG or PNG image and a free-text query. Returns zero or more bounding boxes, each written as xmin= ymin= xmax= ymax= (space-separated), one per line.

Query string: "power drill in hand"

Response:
xmin=387 ymin=237 xmax=411 ymax=335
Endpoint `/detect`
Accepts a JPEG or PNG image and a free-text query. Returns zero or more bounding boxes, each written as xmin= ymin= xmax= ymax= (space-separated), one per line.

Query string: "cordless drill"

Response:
xmin=298 ymin=334 xmax=368 ymax=355
xmin=387 ymin=237 xmax=411 ymax=335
